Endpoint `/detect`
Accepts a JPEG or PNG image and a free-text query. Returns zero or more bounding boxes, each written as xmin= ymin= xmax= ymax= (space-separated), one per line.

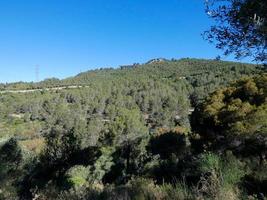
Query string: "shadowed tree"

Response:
xmin=0 ymin=138 xmax=22 ymax=174
xmin=105 ymin=108 xmax=148 ymax=182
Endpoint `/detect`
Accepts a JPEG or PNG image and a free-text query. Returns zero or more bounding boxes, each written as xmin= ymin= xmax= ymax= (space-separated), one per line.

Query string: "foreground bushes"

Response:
xmin=24 ymin=152 xmax=255 ymax=200
xmin=49 ymin=178 xmax=193 ymax=200
xmin=1 ymin=136 xmax=265 ymax=199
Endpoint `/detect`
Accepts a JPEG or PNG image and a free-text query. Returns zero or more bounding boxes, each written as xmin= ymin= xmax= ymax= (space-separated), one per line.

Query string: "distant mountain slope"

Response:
xmin=0 ymin=58 xmax=263 ymax=102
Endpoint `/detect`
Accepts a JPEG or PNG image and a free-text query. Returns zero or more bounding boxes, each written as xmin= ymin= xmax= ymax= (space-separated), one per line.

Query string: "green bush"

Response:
xmin=221 ymin=152 xmax=246 ymax=186
xmin=65 ymin=165 xmax=90 ymax=188
xmin=198 ymin=152 xmax=220 ymax=174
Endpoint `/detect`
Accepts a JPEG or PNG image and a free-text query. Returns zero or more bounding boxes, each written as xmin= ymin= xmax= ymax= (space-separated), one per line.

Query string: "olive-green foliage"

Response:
xmin=58 ymin=178 xmax=194 ymax=200
xmin=65 ymin=165 xmax=90 ymax=188
xmin=195 ymin=73 xmax=267 ymax=136
xmin=196 ymin=152 xmax=246 ymax=200
xmin=108 ymin=107 xmax=148 ymax=146
xmin=43 ymin=122 xmax=84 ymax=167
xmin=0 ymin=59 xmax=264 ymax=199
xmin=198 ymin=152 xmax=220 ymax=173
xmin=103 ymin=108 xmax=149 ymax=182
xmin=90 ymin=147 xmax=115 ymax=183
xmin=221 ymin=152 xmax=246 ymax=186
xmin=197 ymin=152 xmax=245 ymax=185
xmin=193 ymin=74 xmax=267 ymax=197
xmin=193 ymin=74 xmax=267 ymax=162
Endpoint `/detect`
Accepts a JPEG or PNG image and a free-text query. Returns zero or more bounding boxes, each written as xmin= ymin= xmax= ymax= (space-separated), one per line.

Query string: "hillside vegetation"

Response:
xmin=0 ymin=58 xmax=266 ymax=200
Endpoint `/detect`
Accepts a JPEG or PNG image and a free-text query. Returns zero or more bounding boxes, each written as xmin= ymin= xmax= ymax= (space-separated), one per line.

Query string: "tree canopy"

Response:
xmin=204 ymin=0 xmax=267 ymax=62
xmin=193 ymin=73 xmax=267 ymax=162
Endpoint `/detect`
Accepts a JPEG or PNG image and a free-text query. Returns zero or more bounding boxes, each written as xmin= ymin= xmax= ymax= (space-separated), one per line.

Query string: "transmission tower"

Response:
xmin=35 ymin=65 xmax=39 ymax=82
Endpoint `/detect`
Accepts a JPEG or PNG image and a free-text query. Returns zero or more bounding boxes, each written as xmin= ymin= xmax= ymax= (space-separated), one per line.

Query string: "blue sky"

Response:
xmin=0 ymin=0 xmax=249 ymax=83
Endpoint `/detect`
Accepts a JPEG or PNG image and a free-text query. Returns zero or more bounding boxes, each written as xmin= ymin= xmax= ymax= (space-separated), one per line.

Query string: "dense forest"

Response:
xmin=0 ymin=58 xmax=266 ymax=199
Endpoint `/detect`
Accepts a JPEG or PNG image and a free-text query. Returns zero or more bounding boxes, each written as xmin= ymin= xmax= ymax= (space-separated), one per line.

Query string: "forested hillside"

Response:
xmin=0 ymin=59 xmax=266 ymax=200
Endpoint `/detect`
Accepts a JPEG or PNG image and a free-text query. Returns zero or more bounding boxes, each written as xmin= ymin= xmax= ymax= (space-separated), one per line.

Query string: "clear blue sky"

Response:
xmin=0 ymin=0 xmax=249 ymax=83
